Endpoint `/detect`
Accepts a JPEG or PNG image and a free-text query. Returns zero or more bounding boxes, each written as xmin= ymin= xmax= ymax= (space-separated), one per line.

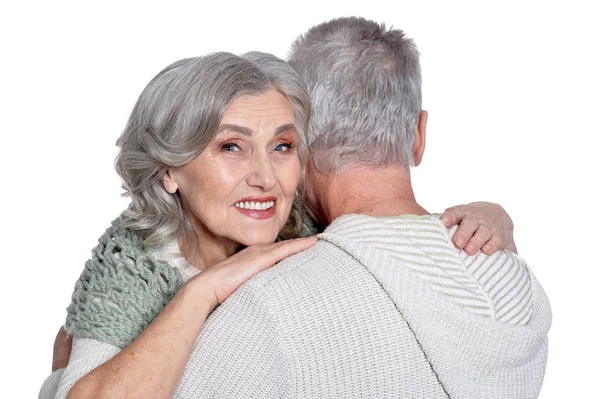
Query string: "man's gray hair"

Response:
xmin=115 ymin=52 xmax=310 ymax=256
xmin=288 ymin=17 xmax=421 ymax=173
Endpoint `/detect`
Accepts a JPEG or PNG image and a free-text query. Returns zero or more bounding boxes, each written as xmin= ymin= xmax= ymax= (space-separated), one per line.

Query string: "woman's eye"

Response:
xmin=221 ymin=143 xmax=240 ymax=152
xmin=274 ymin=143 xmax=292 ymax=152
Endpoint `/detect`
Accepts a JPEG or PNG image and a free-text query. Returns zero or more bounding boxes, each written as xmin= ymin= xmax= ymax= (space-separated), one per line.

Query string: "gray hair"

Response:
xmin=288 ymin=17 xmax=422 ymax=173
xmin=115 ymin=52 xmax=310 ymax=256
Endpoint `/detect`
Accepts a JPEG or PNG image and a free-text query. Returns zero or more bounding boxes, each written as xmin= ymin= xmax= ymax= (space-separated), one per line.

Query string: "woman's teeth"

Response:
xmin=235 ymin=200 xmax=275 ymax=210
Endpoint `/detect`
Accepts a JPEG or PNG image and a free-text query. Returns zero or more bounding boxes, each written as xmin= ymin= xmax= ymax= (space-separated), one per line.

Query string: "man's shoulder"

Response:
xmin=239 ymin=213 xmax=457 ymax=300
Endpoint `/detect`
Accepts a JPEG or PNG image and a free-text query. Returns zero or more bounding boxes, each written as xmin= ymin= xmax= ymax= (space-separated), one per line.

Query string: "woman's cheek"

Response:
xmin=289 ymin=157 xmax=302 ymax=190
xmin=216 ymin=158 xmax=248 ymax=185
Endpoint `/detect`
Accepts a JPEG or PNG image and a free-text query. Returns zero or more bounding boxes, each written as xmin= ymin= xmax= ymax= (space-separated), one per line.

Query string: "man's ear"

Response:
xmin=162 ymin=169 xmax=179 ymax=194
xmin=413 ymin=110 xmax=428 ymax=167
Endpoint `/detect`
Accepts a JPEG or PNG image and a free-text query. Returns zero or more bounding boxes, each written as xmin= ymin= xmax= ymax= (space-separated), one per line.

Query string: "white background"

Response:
xmin=1 ymin=0 xmax=598 ymax=397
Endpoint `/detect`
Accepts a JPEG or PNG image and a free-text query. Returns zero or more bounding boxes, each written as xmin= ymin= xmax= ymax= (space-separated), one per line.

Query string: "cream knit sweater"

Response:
xmin=41 ymin=214 xmax=551 ymax=398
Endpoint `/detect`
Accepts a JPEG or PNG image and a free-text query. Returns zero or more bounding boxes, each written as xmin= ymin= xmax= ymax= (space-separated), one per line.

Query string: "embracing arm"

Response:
xmin=64 ymin=237 xmax=316 ymax=399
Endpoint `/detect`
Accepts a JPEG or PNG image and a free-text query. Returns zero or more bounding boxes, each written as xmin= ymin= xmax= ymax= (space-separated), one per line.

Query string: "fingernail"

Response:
xmin=455 ymin=237 xmax=464 ymax=248
xmin=465 ymin=244 xmax=476 ymax=253
xmin=482 ymin=244 xmax=492 ymax=253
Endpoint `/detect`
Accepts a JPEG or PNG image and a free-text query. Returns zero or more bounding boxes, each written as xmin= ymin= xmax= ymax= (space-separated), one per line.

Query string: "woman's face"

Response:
xmin=164 ymin=88 xmax=301 ymax=252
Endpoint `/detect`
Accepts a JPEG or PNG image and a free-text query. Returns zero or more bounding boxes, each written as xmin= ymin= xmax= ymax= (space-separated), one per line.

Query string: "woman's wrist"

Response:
xmin=176 ymin=276 xmax=219 ymax=319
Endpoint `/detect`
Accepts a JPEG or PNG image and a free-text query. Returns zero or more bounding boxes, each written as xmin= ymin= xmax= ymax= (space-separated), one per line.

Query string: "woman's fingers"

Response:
xmin=441 ymin=202 xmax=514 ymax=255
xmin=228 ymin=236 xmax=317 ymax=268
xmin=480 ymin=234 xmax=503 ymax=255
xmin=237 ymin=236 xmax=318 ymax=277
xmin=445 ymin=210 xmax=480 ymax=250
xmin=462 ymin=225 xmax=492 ymax=255
xmin=440 ymin=205 xmax=467 ymax=229
xmin=261 ymin=236 xmax=319 ymax=265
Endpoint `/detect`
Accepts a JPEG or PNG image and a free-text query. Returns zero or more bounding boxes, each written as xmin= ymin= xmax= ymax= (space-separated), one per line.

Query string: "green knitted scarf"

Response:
xmin=64 ymin=219 xmax=184 ymax=348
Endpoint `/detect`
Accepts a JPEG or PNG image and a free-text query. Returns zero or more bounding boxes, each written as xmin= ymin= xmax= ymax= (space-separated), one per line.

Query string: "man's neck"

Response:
xmin=312 ymin=165 xmax=429 ymax=225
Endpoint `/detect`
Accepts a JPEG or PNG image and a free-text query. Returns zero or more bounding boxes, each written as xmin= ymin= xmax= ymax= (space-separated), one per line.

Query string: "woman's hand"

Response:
xmin=192 ymin=236 xmax=318 ymax=310
xmin=440 ymin=202 xmax=517 ymax=255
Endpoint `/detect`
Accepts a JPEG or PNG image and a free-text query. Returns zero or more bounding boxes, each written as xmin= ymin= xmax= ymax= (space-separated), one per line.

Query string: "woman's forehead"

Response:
xmin=221 ymin=89 xmax=294 ymax=120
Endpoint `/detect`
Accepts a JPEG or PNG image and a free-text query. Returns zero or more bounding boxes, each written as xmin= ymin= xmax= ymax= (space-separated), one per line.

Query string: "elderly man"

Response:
xmin=166 ymin=17 xmax=550 ymax=398
xmin=43 ymin=17 xmax=550 ymax=399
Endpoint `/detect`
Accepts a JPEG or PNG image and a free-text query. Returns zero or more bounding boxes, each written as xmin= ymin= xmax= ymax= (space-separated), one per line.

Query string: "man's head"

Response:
xmin=288 ymin=17 xmax=424 ymax=174
xmin=288 ymin=17 xmax=428 ymax=225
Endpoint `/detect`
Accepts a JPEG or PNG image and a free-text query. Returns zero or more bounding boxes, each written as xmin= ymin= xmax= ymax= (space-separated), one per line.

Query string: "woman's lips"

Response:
xmin=234 ymin=197 xmax=277 ymax=219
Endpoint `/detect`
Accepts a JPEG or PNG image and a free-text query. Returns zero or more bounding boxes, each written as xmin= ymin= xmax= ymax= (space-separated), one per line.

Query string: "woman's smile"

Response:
xmin=234 ymin=196 xmax=278 ymax=219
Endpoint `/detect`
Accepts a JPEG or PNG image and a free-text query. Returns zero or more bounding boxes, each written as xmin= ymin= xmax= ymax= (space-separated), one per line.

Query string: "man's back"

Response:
xmin=174 ymin=214 xmax=550 ymax=398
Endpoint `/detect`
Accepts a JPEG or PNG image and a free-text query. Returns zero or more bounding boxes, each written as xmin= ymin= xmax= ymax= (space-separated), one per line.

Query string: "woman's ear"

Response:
xmin=413 ymin=110 xmax=428 ymax=167
xmin=162 ymin=169 xmax=179 ymax=194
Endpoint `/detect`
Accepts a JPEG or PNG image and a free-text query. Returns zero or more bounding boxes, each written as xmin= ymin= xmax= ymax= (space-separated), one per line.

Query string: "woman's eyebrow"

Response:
xmin=275 ymin=124 xmax=296 ymax=136
xmin=217 ymin=123 xmax=296 ymax=136
xmin=217 ymin=124 xmax=253 ymax=136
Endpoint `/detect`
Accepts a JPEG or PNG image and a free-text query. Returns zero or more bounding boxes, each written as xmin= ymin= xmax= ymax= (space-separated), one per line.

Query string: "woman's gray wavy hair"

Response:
xmin=115 ymin=52 xmax=310 ymax=256
xmin=288 ymin=17 xmax=422 ymax=174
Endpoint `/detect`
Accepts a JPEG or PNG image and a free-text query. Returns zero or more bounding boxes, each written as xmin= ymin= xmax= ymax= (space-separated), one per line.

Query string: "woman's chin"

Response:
xmin=237 ymin=231 xmax=280 ymax=247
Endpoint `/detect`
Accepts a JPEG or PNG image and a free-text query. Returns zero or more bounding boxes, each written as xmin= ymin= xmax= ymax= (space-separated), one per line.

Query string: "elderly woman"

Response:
xmin=41 ymin=51 xmax=515 ymax=398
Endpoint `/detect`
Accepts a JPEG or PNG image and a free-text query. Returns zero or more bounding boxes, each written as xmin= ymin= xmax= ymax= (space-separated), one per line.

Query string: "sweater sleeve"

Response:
xmin=64 ymin=224 xmax=184 ymax=348
xmin=174 ymin=282 xmax=289 ymax=398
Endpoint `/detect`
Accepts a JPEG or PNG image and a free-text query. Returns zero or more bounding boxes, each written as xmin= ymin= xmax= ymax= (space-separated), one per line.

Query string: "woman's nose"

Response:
xmin=246 ymin=152 xmax=277 ymax=191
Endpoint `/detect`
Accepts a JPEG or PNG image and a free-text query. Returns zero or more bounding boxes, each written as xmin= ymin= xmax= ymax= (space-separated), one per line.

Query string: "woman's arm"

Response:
xmin=66 ymin=236 xmax=316 ymax=399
